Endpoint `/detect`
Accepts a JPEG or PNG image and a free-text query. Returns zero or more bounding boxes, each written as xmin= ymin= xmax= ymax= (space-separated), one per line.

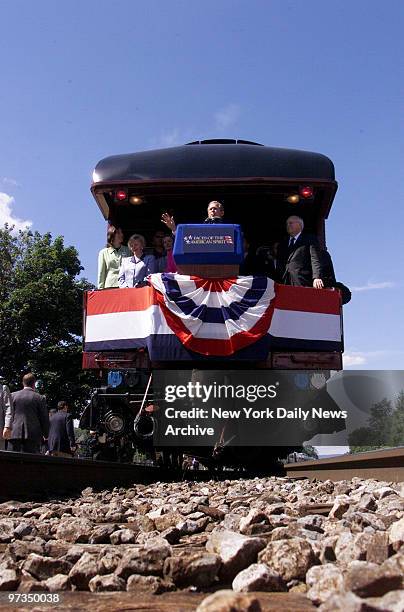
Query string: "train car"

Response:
xmin=80 ymin=139 xmax=344 ymax=467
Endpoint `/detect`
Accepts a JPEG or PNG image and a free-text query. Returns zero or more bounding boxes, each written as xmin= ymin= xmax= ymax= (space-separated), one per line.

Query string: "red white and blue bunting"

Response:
xmin=84 ymin=274 xmax=342 ymax=360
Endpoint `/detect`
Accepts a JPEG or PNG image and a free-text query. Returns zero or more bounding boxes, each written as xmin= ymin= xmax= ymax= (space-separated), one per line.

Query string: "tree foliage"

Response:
xmin=302 ymin=444 xmax=318 ymax=459
xmin=349 ymin=393 xmax=404 ymax=453
xmin=0 ymin=225 xmax=96 ymax=414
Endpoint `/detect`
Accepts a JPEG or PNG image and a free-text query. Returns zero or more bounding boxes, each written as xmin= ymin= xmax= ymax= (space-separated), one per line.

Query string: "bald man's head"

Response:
xmin=286 ymin=215 xmax=304 ymax=236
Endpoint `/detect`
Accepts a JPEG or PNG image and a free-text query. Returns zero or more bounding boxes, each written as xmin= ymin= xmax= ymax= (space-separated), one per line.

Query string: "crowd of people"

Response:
xmin=97 ymin=200 xmax=350 ymax=303
xmin=97 ymin=226 xmax=176 ymax=290
xmin=0 ymin=373 xmax=76 ymax=457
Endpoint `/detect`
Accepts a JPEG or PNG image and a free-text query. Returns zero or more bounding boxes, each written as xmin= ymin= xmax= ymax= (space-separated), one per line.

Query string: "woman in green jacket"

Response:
xmin=97 ymin=225 xmax=131 ymax=289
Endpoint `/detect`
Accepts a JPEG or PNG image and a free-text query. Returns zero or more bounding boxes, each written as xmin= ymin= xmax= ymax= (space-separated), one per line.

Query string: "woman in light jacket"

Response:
xmin=97 ymin=225 xmax=131 ymax=289
xmin=118 ymin=234 xmax=157 ymax=288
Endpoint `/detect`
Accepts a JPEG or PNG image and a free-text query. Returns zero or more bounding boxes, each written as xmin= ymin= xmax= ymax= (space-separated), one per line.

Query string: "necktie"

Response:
xmin=132 ymin=258 xmax=137 ymax=286
xmin=289 ymin=237 xmax=295 ymax=249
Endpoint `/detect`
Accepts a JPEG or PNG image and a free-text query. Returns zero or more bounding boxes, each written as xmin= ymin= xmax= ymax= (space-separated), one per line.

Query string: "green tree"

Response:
xmin=348 ymin=426 xmax=379 ymax=452
xmin=302 ymin=444 xmax=318 ymax=459
xmin=349 ymin=395 xmax=403 ymax=453
xmin=0 ymin=225 xmax=96 ymax=414
xmin=391 ymin=390 xmax=404 ymax=447
xmin=368 ymin=398 xmax=393 ymax=445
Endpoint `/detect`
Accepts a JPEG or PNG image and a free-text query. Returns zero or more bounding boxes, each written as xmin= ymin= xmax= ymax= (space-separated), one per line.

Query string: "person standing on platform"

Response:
xmin=161 ymin=234 xmax=177 ymax=273
xmin=151 ymin=230 xmax=166 ymax=271
xmin=118 ymin=234 xmax=157 ymax=288
xmin=8 ymin=373 xmax=49 ymax=454
xmin=239 ymin=237 xmax=268 ymax=276
xmin=161 ymin=200 xmax=226 ymax=233
xmin=277 ymin=216 xmax=324 ymax=288
xmin=48 ymin=401 xmax=76 ymax=457
xmin=97 ymin=225 xmax=131 ymax=289
xmin=203 ymin=200 xmax=225 ymax=223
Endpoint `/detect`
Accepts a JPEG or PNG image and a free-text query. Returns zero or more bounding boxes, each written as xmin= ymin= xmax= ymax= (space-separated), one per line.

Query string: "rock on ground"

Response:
xmin=232 ymin=563 xmax=285 ymax=592
xmin=196 ymin=589 xmax=261 ymax=611
xmin=206 ymin=528 xmax=266 ymax=581
xmin=258 ymin=538 xmax=317 ymax=582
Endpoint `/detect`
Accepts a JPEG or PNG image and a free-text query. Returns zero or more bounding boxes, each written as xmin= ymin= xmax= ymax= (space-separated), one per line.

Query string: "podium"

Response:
xmin=173 ymin=224 xmax=243 ymax=278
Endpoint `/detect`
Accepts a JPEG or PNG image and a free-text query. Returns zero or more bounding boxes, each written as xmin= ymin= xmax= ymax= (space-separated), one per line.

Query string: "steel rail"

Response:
xmin=0 ymin=451 xmax=255 ymax=501
xmin=2 ymin=447 xmax=403 ymax=502
xmin=0 ymin=451 xmax=170 ymax=500
xmin=284 ymin=447 xmax=404 ymax=482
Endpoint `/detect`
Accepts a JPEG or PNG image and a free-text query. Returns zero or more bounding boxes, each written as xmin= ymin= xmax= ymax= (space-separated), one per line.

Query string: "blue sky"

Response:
xmin=1 ymin=0 xmax=403 ymax=370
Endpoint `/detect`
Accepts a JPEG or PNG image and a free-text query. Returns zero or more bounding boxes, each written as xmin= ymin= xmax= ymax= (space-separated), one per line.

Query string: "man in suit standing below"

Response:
xmin=277 ymin=216 xmax=324 ymax=288
xmin=0 ymin=378 xmax=13 ymax=450
xmin=8 ymin=373 xmax=49 ymax=454
xmin=48 ymin=400 xmax=76 ymax=457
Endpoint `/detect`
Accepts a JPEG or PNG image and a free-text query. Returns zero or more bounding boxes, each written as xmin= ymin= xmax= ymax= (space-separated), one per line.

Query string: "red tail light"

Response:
xmin=299 ymin=186 xmax=313 ymax=199
xmin=115 ymin=189 xmax=127 ymax=202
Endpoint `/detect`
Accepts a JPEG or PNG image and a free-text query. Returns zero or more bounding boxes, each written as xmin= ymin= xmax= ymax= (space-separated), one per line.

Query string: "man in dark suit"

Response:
xmin=203 ymin=200 xmax=225 ymax=223
xmin=240 ymin=237 xmax=265 ymax=275
xmin=161 ymin=200 xmax=226 ymax=232
xmin=8 ymin=373 xmax=49 ymax=454
xmin=277 ymin=216 xmax=324 ymax=288
xmin=48 ymin=401 xmax=76 ymax=457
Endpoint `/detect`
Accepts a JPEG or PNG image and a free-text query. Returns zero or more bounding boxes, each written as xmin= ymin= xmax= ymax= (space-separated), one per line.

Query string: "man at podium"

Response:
xmin=203 ymin=200 xmax=225 ymax=223
xmin=161 ymin=200 xmax=225 ymax=233
xmin=160 ymin=200 xmax=246 ymax=278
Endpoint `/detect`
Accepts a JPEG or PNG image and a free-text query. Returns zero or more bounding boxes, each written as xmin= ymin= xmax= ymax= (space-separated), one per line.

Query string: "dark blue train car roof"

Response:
xmin=92 ymin=139 xmax=335 ymax=184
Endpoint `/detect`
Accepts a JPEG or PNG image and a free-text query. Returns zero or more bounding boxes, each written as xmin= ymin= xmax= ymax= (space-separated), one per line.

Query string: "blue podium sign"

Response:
xmin=174 ymin=224 xmax=243 ymax=265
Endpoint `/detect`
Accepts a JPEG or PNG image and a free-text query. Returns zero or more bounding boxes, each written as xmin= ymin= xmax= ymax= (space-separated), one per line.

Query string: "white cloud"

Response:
xmin=152 ymin=102 xmax=242 ymax=148
xmin=0 ymin=193 xmax=32 ymax=232
xmin=343 ymin=352 xmax=367 ymax=367
xmin=0 ymin=177 xmax=19 ymax=187
xmin=343 ymin=349 xmax=404 ymax=369
xmin=157 ymin=129 xmax=181 ymax=147
xmin=351 ymin=281 xmax=395 ymax=292
xmin=214 ymin=103 xmax=241 ymax=131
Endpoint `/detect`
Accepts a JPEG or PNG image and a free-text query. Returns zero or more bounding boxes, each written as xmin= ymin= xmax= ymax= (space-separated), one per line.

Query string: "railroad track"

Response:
xmin=0 ymin=451 xmax=166 ymax=501
xmin=1 ymin=447 xmax=403 ymax=502
xmin=284 ymin=447 xmax=404 ymax=482
xmin=0 ymin=451 xmax=262 ymax=501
